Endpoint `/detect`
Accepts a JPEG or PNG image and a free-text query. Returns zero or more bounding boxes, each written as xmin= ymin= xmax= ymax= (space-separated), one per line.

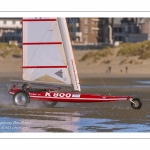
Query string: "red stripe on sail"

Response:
xmin=23 ymin=19 xmax=57 ymax=21
xmin=22 ymin=66 xmax=67 ymax=69
xmin=23 ymin=42 xmax=62 ymax=45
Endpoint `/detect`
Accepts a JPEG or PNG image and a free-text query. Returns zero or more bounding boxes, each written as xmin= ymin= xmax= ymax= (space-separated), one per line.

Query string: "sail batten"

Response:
xmin=22 ymin=66 xmax=67 ymax=68
xmin=23 ymin=42 xmax=62 ymax=45
xmin=23 ymin=19 xmax=57 ymax=22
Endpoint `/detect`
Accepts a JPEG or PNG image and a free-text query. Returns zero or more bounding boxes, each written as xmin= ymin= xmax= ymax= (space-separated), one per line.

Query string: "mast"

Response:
xmin=58 ymin=18 xmax=81 ymax=91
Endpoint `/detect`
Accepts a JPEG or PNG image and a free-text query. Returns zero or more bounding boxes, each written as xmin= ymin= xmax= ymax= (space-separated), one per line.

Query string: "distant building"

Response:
xmin=139 ymin=18 xmax=150 ymax=40
xmin=66 ymin=18 xmax=112 ymax=45
xmin=112 ymin=18 xmax=149 ymax=43
xmin=67 ymin=18 xmax=98 ymax=44
xmin=1 ymin=17 xmax=150 ymax=48
xmin=0 ymin=18 xmax=22 ymax=46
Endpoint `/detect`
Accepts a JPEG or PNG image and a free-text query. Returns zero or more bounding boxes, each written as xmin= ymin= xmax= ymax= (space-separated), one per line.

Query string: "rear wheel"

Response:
xmin=13 ymin=90 xmax=30 ymax=107
xmin=42 ymin=101 xmax=57 ymax=107
xmin=131 ymin=98 xmax=142 ymax=109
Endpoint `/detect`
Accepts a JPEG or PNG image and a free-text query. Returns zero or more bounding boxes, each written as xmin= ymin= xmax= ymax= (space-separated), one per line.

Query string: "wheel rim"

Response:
xmin=133 ymin=101 xmax=139 ymax=108
xmin=14 ymin=93 xmax=27 ymax=106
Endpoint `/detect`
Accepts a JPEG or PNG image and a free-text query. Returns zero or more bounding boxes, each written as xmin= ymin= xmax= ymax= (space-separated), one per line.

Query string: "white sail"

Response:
xmin=22 ymin=17 xmax=81 ymax=91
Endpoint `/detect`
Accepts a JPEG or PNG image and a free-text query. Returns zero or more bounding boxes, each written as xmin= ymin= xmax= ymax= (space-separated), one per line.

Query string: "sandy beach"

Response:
xmin=0 ymin=49 xmax=150 ymax=79
xmin=74 ymin=50 xmax=150 ymax=78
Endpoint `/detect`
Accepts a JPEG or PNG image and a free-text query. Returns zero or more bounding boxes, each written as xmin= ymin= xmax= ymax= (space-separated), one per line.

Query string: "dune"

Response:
xmin=74 ymin=50 xmax=150 ymax=78
xmin=0 ymin=49 xmax=150 ymax=79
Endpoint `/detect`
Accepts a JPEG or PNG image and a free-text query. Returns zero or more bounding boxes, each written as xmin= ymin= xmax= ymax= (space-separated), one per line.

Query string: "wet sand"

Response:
xmin=0 ymin=76 xmax=150 ymax=132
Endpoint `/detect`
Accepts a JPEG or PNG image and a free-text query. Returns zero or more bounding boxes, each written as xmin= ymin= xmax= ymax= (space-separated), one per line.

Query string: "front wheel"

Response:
xmin=131 ymin=98 xmax=142 ymax=109
xmin=13 ymin=90 xmax=30 ymax=107
xmin=42 ymin=101 xmax=57 ymax=107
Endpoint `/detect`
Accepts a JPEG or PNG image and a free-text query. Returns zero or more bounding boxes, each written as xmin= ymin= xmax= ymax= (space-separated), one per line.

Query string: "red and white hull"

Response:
xmin=9 ymin=88 xmax=132 ymax=103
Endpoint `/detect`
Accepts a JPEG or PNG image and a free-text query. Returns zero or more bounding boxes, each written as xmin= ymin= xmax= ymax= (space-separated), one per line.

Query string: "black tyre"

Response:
xmin=42 ymin=101 xmax=57 ymax=107
xmin=22 ymin=83 xmax=31 ymax=91
xmin=131 ymin=98 xmax=142 ymax=109
xmin=13 ymin=90 xmax=30 ymax=107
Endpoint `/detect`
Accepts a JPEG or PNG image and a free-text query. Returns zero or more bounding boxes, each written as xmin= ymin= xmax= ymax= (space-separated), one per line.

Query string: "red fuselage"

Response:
xmin=9 ymin=87 xmax=132 ymax=103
